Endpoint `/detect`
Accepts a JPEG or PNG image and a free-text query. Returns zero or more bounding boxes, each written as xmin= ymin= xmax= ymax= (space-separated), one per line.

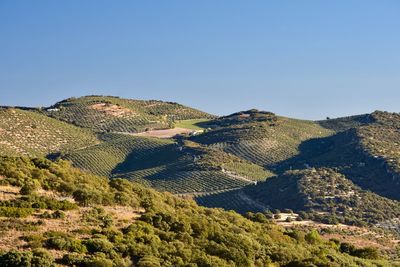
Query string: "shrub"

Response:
xmin=20 ymin=180 xmax=40 ymax=195
xmin=272 ymin=209 xmax=280 ymax=214
xmin=137 ymin=255 xmax=161 ymax=267
xmin=0 ymin=207 xmax=34 ymax=218
xmin=109 ymin=178 xmax=132 ymax=192
xmin=352 ymin=247 xmax=380 ymax=259
xmin=22 ymin=234 xmax=45 ymax=249
xmin=84 ymin=238 xmax=114 ymax=254
xmin=61 ymin=253 xmax=84 ymax=266
xmin=305 ymin=230 xmax=321 ymax=245
xmin=0 ymin=250 xmax=33 ymax=267
xmin=340 ymin=243 xmax=380 ymax=260
xmin=40 ymin=210 xmax=65 ymax=219
xmin=31 ymin=249 xmax=54 ymax=267
xmin=46 ymin=235 xmax=87 ymax=253
xmin=82 ymin=256 xmax=113 ymax=267
xmin=283 ymin=208 xmax=293 ymax=214
xmin=285 ymin=217 xmax=293 ymax=222
xmin=73 ymin=189 xmax=100 ymax=206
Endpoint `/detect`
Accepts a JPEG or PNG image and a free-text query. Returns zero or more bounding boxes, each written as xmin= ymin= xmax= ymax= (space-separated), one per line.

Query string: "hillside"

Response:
xmin=196 ymin=111 xmax=400 ymax=229
xmin=266 ymin=111 xmax=400 ymax=200
xmin=43 ymin=95 xmax=215 ymax=133
xmin=317 ymin=113 xmax=375 ymax=132
xmin=0 ymin=108 xmax=98 ymax=157
xmin=0 ymin=156 xmax=397 ymax=266
xmin=62 ymin=134 xmax=271 ymax=194
xmin=210 ymin=169 xmax=400 ymax=228
xmin=191 ymin=110 xmax=333 ymax=169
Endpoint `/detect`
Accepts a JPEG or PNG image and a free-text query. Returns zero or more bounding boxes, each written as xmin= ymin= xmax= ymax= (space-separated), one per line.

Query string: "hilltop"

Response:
xmin=43 ymin=95 xmax=215 ymax=133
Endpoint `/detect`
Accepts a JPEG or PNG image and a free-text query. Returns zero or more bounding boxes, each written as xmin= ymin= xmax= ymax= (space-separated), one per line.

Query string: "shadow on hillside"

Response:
xmin=110 ymin=143 xmax=191 ymax=181
xmin=273 ymin=129 xmax=400 ymax=201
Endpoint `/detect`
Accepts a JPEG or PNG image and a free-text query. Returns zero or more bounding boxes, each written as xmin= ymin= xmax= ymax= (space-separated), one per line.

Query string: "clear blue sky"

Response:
xmin=1 ymin=1 xmax=399 ymax=119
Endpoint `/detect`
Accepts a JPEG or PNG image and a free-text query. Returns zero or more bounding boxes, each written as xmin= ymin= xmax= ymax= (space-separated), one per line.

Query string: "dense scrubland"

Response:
xmin=0 ymin=156 xmax=397 ymax=266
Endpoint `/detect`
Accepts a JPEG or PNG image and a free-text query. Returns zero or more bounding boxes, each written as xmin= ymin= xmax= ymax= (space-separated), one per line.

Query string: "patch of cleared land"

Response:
xmin=128 ymin=127 xmax=201 ymax=138
xmin=90 ymin=103 xmax=136 ymax=117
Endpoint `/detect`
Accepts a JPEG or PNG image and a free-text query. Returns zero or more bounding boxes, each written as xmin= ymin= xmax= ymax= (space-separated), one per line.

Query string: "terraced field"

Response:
xmin=196 ymin=188 xmax=265 ymax=214
xmin=63 ymin=133 xmax=270 ymax=194
xmin=0 ymin=108 xmax=98 ymax=156
xmin=63 ymin=133 xmax=172 ymax=177
xmin=193 ymin=116 xmax=333 ymax=168
xmin=44 ymin=96 xmax=215 ymax=133
xmin=197 ymin=111 xmax=400 ymax=221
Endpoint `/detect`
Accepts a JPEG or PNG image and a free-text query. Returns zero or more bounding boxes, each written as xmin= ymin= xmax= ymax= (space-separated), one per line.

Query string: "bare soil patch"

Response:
xmin=90 ymin=103 xmax=135 ymax=117
xmin=129 ymin=127 xmax=197 ymax=138
xmin=0 ymin=185 xmax=20 ymax=200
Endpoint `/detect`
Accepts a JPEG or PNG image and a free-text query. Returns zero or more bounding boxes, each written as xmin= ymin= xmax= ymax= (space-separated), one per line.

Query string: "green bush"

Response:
xmin=137 ymin=255 xmax=161 ymax=267
xmin=84 ymin=238 xmax=114 ymax=254
xmin=0 ymin=207 xmax=34 ymax=218
xmin=73 ymin=189 xmax=102 ymax=206
xmin=40 ymin=210 xmax=66 ymax=219
xmin=31 ymin=249 xmax=54 ymax=267
xmin=305 ymin=230 xmax=321 ymax=245
xmin=46 ymin=234 xmax=87 ymax=253
xmin=0 ymin=250 xmax=52 ymax=267
xmin=20 ymin=181 xmax=39 ymax=195
xmin=339 ymin=242 xmax=380 ymax=260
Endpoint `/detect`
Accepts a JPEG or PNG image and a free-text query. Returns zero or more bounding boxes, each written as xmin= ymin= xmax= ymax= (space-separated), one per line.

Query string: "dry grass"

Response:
xmin=278 ymin=219 xmax=400 ymax=252
xmin=0 ymin=185 xmax=20 ymax=201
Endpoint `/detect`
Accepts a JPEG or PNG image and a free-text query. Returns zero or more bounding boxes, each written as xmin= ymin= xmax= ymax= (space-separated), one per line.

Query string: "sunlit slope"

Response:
xmin=0 ymin=108 xmax=98 ymax=156
xmin=191 ymin=110 xmax=333 ymax=168
xmin=317 ymin=113 xmax=374 ymax=132
xmin=273 ymin=111 xmax=400 ymax=200
xmin=63 ymin=135 xmax=271 ymax=194
xmin=44 ymin=95 xmax=215 ymax=133
xmin=198 ymin=111 xmax=400 ymax=217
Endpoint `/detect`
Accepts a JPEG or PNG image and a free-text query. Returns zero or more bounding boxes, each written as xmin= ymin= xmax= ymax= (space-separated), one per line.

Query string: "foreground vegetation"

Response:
xmin=0 ymin=156 xmax=397 ymax=266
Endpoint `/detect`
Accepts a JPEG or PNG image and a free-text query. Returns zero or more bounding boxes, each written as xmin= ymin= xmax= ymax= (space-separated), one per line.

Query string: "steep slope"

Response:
xmin=62 ymin=133 xmax=173 ymax=177
xmin=0 ymin=156 xmax=395 ymax=266
xmin=317 ymin=113 xmax=375 ymax=132
xmin=198 ymin=168 xmax=400 ymax=232
xmin=191 ymin=110 xmax=333 ymax=168
xmin=272 ymin=111 xmax=400 ymax=200
xmin=43 ymin=95 xmax=215 ymax=133
xmin=0 ymin=108 xmax=98 ymax=157
xmin=63 ymin=134 xmax=271 ymax=194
